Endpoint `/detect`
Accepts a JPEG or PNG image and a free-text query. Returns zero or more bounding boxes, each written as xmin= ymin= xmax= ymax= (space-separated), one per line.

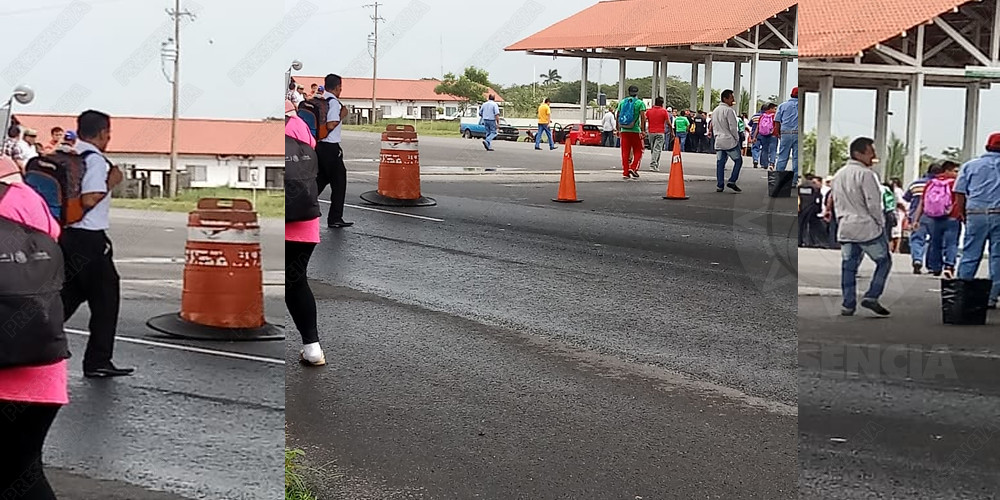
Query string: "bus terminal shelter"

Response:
xmin=800 ymin=0 xmax=1000 ymax=182
xmin=505 ymin=0 xmax=797 ymax=123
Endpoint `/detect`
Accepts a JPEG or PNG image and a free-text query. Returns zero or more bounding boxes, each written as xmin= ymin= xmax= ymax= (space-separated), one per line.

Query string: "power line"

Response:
xmin=362 ymin=2 xmax=384 ymax=124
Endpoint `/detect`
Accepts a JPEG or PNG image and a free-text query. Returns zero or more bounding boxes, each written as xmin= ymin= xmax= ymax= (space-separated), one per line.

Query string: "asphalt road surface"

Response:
xmin=799 ymin=248 xmax=1000 ymax=499
xmin=286 ymin=132 xmax=799 ymax=498
xmin=43 ymin=209 xmax=284 ymax=500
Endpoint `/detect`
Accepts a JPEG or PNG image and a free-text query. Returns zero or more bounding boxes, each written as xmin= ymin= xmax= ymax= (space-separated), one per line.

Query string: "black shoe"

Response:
xmin=727 ymin=182 xmax=742 ymax=192
xmin=84 ymin=364 xmax=135 ymax=378
xmin=753 ymin=162 xmax=759 ymax=169
xmin=716 ymin=187 xmax=724 ymax=192
xmin=841 ymin=307 xmax=855 ymax=316
xmin=860 ymin=298 xmax=891 ymax=316
xmin=930 ymin=270 xmax=942 ymax=277
xmin=534 ymin=147 xmax=542 ymax=150
xmin=629 ymin=169 xmax=639 ymax=179
xmin=482 ymin=140 xmax=489 ymax=151
xmin=328 ymin=220 xmax=354 ymax=229
xmin=912 ymin=262 xmax=922 ymax=275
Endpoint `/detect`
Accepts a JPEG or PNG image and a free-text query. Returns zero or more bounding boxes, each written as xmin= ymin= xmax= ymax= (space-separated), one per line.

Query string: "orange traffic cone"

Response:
xmin=553 ymin=139 xmax=583 ymax=203
xmin=663 ymin=137 xmax=689 ymax=200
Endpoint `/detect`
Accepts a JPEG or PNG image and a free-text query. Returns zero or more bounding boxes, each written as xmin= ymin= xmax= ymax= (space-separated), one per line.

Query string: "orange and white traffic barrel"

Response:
xmin=360 ymin=124 xmax=436 ymax=207
xmin=147 ymin=198 xmax=283 ymax=341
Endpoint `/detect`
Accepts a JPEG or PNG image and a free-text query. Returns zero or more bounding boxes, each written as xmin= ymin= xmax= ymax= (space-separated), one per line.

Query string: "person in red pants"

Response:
xmin=617 ymin=85 xmax=647 ymax=179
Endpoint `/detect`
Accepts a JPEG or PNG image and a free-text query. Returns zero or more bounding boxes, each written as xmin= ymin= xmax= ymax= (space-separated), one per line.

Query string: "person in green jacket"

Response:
xmin=674 ymin=111 xmax=691 ymax=152
xmin=880 ymin=182 xmax=897 ymax=243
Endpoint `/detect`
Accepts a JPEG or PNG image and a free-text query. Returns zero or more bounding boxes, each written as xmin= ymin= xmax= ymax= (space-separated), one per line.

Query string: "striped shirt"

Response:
xmin=903 ymin=175 xmax=933 ymax=219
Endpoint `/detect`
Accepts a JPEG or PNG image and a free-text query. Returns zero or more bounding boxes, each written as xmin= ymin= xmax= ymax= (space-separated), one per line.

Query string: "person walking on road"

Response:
xmin=617 ymin=85 xmax=647 ymax=179
xmin=315 ymin=74 xmax=353 ymax=229
xmin=910 ymin=162 xmax=959 ymax=277
xmin=903 ymin=168 xmax=935 ymax=274
xmin=673 ymin=111 xmax=690 ymax=153
xmin=953 ymin=132 xmax=1000 ymax=309
xmin=535 ymin=98 xmax=556 ymax=150
xmin=285 ymin=100 xmax=326 ymax=366
xmin=479 ymin=94 xmax=501 ymax=152
xmin=601 ymin=106 xmax=617 ymax=148
xmin=0 ymin=156 xmax=70 ymax=500
xmin=60 ymin=110 xmax=134 ymax=378
xmin=831 ymin=137 xmax=892 ymax=317
xmin=754 ymin=103 xmax=778 ymax=169
xmin=709 ymin=89 xmax=743 ymax=193
xmin=646 ymin=97 xmax=669 ymax=172
xmin=774 ymin=87 xmax=799 ymax=185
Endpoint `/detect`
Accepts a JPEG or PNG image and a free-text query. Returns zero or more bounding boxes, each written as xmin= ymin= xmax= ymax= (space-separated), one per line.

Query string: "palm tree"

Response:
xmin=540 ymin=69 xmax=561 ymax=85
xmin=884 ymin=133 xmax=907 ymax=181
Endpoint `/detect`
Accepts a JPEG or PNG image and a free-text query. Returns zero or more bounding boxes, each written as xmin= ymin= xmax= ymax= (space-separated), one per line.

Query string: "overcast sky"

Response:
xmin=0 ymin=0 xmax=280 ymax=121
xmin=803 ymin=86 xmax=999 ymax=158
xmin=286 ymin=0 xmax=797 ymax=107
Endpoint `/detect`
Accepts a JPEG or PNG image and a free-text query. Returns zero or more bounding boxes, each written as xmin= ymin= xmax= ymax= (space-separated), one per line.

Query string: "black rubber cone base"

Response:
xmin=360 ymin=190 xmax=437 ymax=207
xmin=552 ymin=198 xmax=583 ymax=203
xmin=147 ymin=313 xmax=285 ymax=341
xmin=663 ymin=196 xmax=689 ymax=200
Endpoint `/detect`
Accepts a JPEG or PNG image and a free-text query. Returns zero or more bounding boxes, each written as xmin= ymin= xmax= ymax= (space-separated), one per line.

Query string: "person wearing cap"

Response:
xmin=287 ymin=81 xmax=304 ymax=107
xmin=953 ymin=132 xmax=1000 ymax=308
xmin=18 ymin=128 xmax=38 ymax=163
xmin=618 ymin=85 xmax=647 ymax=179
xmin=774 ymin=87 xmax=800 ymax=184
xmin=62 ymin=130 xmax=77 ymax=147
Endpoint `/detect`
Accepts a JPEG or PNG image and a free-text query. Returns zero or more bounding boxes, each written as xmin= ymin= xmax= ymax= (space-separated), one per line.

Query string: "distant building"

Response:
xmin=14 ymin=113 xmax=284 ymax=190
xmin=291 ymin=77 xmax=505 ymax=121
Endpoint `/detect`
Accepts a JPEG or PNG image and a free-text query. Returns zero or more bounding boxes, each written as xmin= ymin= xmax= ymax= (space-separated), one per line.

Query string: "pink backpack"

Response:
xmin=758 ymin=113 xmax=775 ymax=136
xmin=923 ymin=176 xmax=954 ymax=218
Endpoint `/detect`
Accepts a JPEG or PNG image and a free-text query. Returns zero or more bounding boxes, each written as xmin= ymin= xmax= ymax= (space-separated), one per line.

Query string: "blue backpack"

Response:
xmin=618 ymin=97 xmax=638 ymax=128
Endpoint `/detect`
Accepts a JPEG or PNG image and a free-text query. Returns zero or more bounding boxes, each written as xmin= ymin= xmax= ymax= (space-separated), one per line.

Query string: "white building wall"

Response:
xmin=107 ymin=153 xmax=283 ymax=189
xmin=340 ymin=99 xmax=463 ymax=119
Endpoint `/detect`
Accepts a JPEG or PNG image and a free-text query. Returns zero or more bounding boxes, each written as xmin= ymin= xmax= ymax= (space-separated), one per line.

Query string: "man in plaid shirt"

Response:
xmin=1 ymin=125 xmax=26 ymax=172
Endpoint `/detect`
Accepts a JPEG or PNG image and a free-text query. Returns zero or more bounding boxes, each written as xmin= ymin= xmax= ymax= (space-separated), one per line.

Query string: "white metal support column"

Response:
xmin=992 ymin=0 xmax=1000 ymax=62
xmin=581 ymin=57 xmax=589 ymax=123
xmin=651 ymin=60 xmax=659 ymax=99
xmin=779 ymin=59 xmax=789 ymax=101
xmin=963 ymin=82 xmax=981 ymax=162
xmin=690 ymin=62 xmax=699 ymax=110
xmin=905 ymin=73 xmax=925 ymax=183
xmin=702 ymin=54 xmax=713 ymax=111
xmin=618 ymin=58 xmax=626 ymax=101
xmin=749 ymin=27 xmax=760 ymax=113
xmin=874 ymin=86 xmax=890 ymax=172
xmin=816 ymin=76 xmax=834 ymax=178
xmin=659 ymin=57 xmax=668 ymax=99
xmin=732 ymin=61 xmax=742 ymax=112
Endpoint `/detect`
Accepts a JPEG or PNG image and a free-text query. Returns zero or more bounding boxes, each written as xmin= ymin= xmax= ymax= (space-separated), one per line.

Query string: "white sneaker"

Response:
xmin=300 ymin=342 xmax=326 ymax=366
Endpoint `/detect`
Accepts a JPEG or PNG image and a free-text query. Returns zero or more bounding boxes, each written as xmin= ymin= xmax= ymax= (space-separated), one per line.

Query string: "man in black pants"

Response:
xmin=61 ymin=110 xmax=134 ymax=378
xmin=315 ymin=73 xmax=353 ymax=228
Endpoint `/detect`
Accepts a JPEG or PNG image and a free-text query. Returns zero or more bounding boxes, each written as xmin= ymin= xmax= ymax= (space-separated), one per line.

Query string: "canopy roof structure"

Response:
xmin=505 ymin=0 xmax=797 ymax=122
xmin=800 ymin=0 xmax=1000 ymax=181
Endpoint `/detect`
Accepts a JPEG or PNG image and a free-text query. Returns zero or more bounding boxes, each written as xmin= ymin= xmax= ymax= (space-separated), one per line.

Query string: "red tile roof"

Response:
xmin=801 ymin=0 xmax=970 ymax=58
xmin=505 ymin=0 xmax=796 ymax=51
xmin=291 ymin=77 xmax=504 ymax=103
xmin=12 ymin=114 xmax=283 ymax=157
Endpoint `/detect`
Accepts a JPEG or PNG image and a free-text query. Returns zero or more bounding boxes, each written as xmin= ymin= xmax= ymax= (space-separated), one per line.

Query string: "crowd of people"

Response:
xmin=807 ymin=134 xmax=1000 ymax=316
xmin=1 ymin=110 xmax=131 ymax=498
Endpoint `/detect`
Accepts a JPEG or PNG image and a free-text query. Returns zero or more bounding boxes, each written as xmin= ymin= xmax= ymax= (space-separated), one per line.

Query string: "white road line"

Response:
xmin=320 ymin=200 xmax=444 ymax=222
xmin=64 ymin=328 xmax=285 ymax=365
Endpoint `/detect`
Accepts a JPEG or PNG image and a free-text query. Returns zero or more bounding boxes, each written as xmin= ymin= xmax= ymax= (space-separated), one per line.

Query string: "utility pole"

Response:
xmin=165 ymin=1 xmax=194 ymax=198
xmin=364 ymin=2 xmax=384 ymax=125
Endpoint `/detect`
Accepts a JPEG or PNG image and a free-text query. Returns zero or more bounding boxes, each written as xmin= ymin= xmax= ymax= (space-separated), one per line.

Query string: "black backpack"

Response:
xmin=284 ymin=135 xmax=320 ymax=223
xmin=0 ymin=184 xmax=70 ymax=368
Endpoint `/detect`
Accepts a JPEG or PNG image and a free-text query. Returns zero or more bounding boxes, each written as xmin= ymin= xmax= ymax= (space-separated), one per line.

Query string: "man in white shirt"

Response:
xmin=60 ymin=109 xmax=133 ymax=377
xmin=19 ymin=128 xmax=38 ymax=162
xmin=708 ymin=89 xmax=743 ymax=193
xmin=315 ymin=73 xmax=353 ymax=228
xmin=478 ymin=94 xmax=501 ymax=151
xmin=830 ymin=137 xmax=892 ymax=317
xmin=601 ymin=107 xmax=616 ymax=147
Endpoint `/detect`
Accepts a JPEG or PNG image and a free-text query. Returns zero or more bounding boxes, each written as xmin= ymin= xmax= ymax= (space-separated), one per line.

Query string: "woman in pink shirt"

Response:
xmin=285 ymin=101 xmax=325 ymax=366
xmin=0 ymin=156 xmax=68 ymax=499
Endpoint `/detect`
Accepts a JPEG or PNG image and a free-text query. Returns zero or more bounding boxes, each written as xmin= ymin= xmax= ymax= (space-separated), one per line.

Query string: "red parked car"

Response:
xmin=553 ymin=123 xmax=603 ymax=146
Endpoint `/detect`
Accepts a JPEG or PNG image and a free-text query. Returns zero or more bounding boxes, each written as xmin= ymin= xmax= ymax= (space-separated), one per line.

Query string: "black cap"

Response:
xmin=628 ymin=85 xmax=639 ymax=96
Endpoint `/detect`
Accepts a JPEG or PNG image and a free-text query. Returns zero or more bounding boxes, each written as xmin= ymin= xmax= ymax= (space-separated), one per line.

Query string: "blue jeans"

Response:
xmin=924 ymin=216 xmax=960 ymax=272
xmin=757 ymin=135 xmax=777 ymax=168
xmin=715 ymin=147 xmax=743 ymax=189
xmin=909 ymin=220 xmax=928 ymax=265
xmin=676 ymin=132 xmax=687 ymax=152
xmin=535 ymin=124 xmax=554 ymax=149
xmin=957 ymin=213 xmax=1000 ymax=304
xmin=776 ymin=132 xmax=799 ymax=184
xmin=483 ymin=119 xmax=498 ymax=148
xmin=841 ymin=237 xmax=893 ymax=310
xmin=751 ymin=139 xmax=761 ymax=163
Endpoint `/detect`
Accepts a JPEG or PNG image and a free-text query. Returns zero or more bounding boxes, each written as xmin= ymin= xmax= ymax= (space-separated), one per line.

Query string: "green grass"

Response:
xmin=285 ymin=449 xmax=317 ymax=500
xmin=343 ymin=118 xmax=462 ymax=137
xmin=112 ymin=187 xmax=284 ymax=219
